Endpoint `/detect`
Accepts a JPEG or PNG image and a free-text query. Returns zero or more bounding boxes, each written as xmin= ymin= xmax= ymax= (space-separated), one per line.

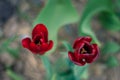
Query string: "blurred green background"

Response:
xmin=0 ymin=0 xmax=120 ymax=80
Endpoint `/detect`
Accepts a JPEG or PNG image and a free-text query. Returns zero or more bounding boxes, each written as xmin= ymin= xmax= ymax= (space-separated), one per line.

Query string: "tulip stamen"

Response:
xmin=37 ymin=42 xmax=41 ymax=45
xmin=81 ymin=48 xmax=87 ymax=54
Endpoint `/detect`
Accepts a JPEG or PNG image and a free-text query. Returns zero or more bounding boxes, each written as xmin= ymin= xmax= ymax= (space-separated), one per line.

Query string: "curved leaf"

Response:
xmin=106 ymin=56 xmax=119 ymax=67
xmin=101 ymin=41 xmax=120 ymax=55
xmin=40 ymin=56 xmax=53 ymax=80
xmin=73 ymin=65 xmax=88 ymax=80
xmin=33 ymin=0 xmax=79 ymax=54
xmin=78 ymin=0 xmax=120 ymax=47
xmin=99 ymin=12 xmax=120 ymax=31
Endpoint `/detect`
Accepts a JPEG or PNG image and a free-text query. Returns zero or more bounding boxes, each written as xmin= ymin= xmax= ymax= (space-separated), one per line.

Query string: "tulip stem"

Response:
xmin=39 ymin=55 xmax=53 ymax=80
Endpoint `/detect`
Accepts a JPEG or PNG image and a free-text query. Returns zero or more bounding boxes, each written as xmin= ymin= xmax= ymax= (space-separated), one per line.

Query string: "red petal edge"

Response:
xmin=29 ymin=42 xmax=40 ymax=54
xmin=85 ymin=44 xmax=99 ymax=63
xmin=73 ymin=36 xmax=92 ymax=49
xmin=32 ymin=24 xmax=48 ymax=40
xmin=68 ymin=52 xmax=86 ymax=66
xmin=37 ymin=40 xmax=53 ymax=55
xmin=46 ymin=40 xmax=53 ymax=51
xmin=22 ymin=37 xmax=31 ymax=48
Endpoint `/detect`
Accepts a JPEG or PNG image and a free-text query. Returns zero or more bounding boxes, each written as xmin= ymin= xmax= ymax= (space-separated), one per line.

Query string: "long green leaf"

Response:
xmin=6 ymin=69 xmax=24 ymax=80
xmin=78 ymin=0 xmax=120 ymax=47
xmin=101 ymin=41 xmax=120 ymax=55
xmin=115 ymin=0 xmax=120 ymax=8
xmin=106 ymin=56 xmax=119 ymax=67
xmin=62 ymin=41 xmax=73 ymax=52
xmin=33 ymin=0 xmax=79 ymax=54
xmin=99 ymin=12 xmax=120 ymax=31
xmin=40 ymin=55 xmax=53 ymax=80
xmin=73 ymin=65 xmax=88 ymax=80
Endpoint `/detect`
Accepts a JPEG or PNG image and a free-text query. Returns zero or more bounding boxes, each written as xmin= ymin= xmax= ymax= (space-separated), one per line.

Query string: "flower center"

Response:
xmin=35 ymin=38 xmax=45 ymax=46
xmin=35 ymin=39 xmax=41 ymax=45
xmin=81 ymin=48 xmax=87 ymax=54
xmin=80 ymin=43 xmax=92 ymax=54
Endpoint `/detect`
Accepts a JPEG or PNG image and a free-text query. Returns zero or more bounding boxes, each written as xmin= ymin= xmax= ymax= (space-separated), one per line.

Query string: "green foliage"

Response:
xmin=101 ymin=41 xmax=120 ymax=55
xmin=78 ymin=0 xmax=120 ymax=47
xmin=40 ymin=56 xmax=53 ymax=80
xmin=115 ymin=0 xmax=120 ymax=8
xmin=99 ymin=12 xmax=120 ymax=31
xmin=80 ymin=68 xmax=89 ymax=80
xmin=0 ymin=36 xmax=19 ymax=58
xmin=101 ymin=41 xmax=120 ymax=68
xmin=54 ymin=73 xmax=75 ymax=80
xmin=6 ymin=47 xmax=19 ymax=58
xmin=62 ymin=41 xmax=73 ymax=52
xmin=53 ymin=58 xmax=75 ymax=80
xmin=6 ymin=69 xmax=24 ymax=80
xmin=73 ymin=65 xmax=88 ymax=80
xmin=33 ymin=0 xmax=79 ymax=54
xmin=51 ymin=74 xmax=57 ymax=80
xmin=106 ymin=56 xmax=119 ymax=67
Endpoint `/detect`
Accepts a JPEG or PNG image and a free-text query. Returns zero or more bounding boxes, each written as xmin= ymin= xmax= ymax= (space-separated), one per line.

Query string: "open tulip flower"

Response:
xmin=22 ymin=24 xmax=53 ymax=55
xmin=68 ymin=36 xmax=99 ymax=66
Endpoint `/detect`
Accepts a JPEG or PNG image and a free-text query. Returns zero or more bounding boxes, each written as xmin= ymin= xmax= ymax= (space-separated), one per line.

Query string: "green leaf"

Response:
xmin=33 ymin=0 xmax=79 ymax=54
xmin=73 ymin=65 xmax=88 ymax=80
xmin=101 ymin=41 xmax=120 ymax=55
xmin=6 ymin=69 xmax=24 ymax=80
xmin=40 ymin=55 xmax=53 ymax=80
xmin=62 ymin=41 xmax=73 ymax=52
xmin=6 ymin=47 xmax=19 ymax=58
xmin=0 ymin=36 xmax=19 ymax=58
xmin=54 ymin=58 xmax=71 ymax=76
xmin=106 ymin=56 xmax=119 ymax=67
xmin=2 ymin=36 xmax=17 ymax=47
xmin=115 ymin=0 xmax=120 ymax=8
xmin=99 ymin=12 xmax=120 ymax=31
xmin=51 ymin=74 xmax=57 ymax=80
xmin=78 ymin=0 xmax=120 ymax=47
xmin=52 ymin=73 xmax=74 ymax=80
xmin=80 ymin=68 xmax=89 ymax=80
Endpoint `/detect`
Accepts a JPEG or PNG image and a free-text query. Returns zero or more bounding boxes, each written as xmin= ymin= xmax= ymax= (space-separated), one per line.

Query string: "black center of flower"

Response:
xmin=34 ymin=36 xmax=41 ymax=45
xmin=35 ymin=39 xmax=41 ymax=45
xmin=80 ymin=43 xmax=92 ymax=54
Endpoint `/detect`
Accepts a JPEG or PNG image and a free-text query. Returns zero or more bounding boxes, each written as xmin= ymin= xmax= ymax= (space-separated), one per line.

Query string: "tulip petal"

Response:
xmin=38 ymin=43 xmax=49 ymax=54
xmin=46 ymin=40 xmax=53 ymax=51
xmin=68 ymin=52 xmax=86 ymax=66
xmin=73 ymin=60 xmax=86 ymax=66
xmin=91 ymin=44 xmax=99 ymax=59
xmin=81 ymin=54 xmax=94 ymax=63
xmin=29 ymin=42 xmax=40 ymax=54
xmin=83 ymin=44 xmax=99 ymax=63
xmin=73 ymin=36 xmax=92 ymax=49
xmin=32 ymin=24 xmax=48 ymax=41
xmin=73 ymin=41 xmax=85 ymax=49
xmin=84 ymin=36 xmax=92 ymax=42
xmin=34 ymin=40 xmax=53 ymax=55
xmin=22 ymin=37 xmax=31 ymax=48
xmin=68 ymin=51 xmax=76 ymax=61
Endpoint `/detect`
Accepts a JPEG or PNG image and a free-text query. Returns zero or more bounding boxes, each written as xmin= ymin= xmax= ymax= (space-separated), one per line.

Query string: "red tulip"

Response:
xmin=22 ymin=24 xmax=53 ymax=55
xmin=68 ymin=36 xmax=99 ymax=66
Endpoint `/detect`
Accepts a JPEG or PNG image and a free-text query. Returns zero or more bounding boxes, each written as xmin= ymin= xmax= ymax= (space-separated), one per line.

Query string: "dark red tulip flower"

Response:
xmin=22 ymin=24 xmax=53 ymax=55
xmin=68 ymin=36 xmax=99 ymax=66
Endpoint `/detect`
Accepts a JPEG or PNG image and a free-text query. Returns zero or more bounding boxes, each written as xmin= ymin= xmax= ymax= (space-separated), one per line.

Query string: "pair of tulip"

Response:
xmin=22 ymin=24 xmax=99 ymax=66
